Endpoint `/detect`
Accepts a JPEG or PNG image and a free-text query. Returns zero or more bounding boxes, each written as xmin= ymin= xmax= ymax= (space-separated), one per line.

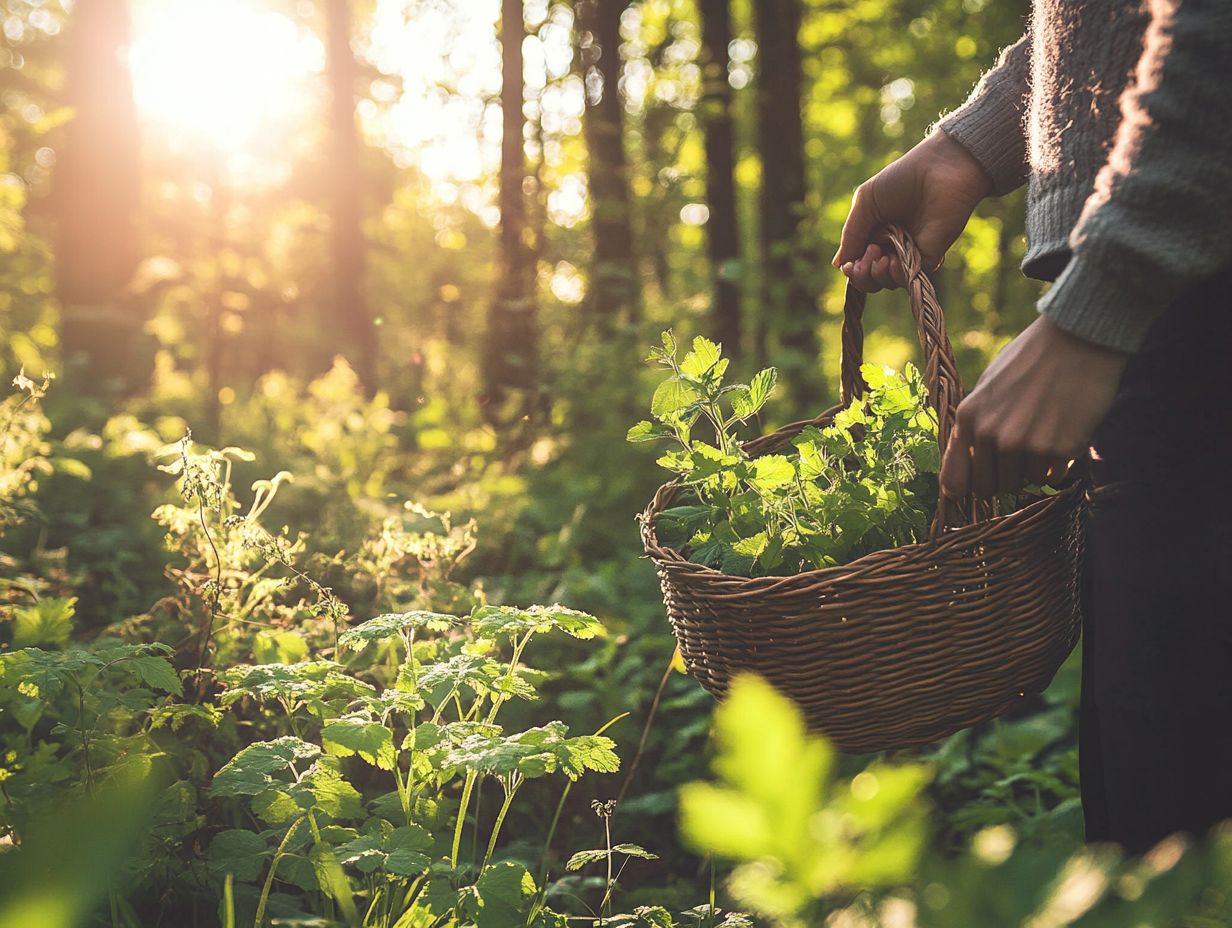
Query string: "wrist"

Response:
xmin=922 ymin=130 xmax=994 ymax=203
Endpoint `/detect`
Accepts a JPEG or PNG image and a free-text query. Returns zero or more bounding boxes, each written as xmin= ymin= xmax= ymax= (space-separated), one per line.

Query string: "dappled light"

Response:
xmin=2 ymin=0 xmax=1230 ymax=925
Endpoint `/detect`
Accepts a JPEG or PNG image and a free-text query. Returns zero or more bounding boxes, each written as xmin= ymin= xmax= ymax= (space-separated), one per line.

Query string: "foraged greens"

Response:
xmin=629 ymin=331 xmax=940 ymax=576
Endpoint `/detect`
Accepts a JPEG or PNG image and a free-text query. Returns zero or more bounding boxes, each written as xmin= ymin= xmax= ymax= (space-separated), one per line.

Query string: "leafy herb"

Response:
xmin=630 ymin=331 xmax=940 ymax=575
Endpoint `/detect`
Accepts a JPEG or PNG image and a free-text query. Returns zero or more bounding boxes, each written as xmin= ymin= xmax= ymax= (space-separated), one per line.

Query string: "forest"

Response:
xmin=1 ymin=0 xmax=1230 ymax=926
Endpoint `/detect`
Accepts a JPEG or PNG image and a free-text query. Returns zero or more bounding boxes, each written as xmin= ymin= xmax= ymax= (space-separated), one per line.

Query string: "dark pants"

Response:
xmin=1079 ymin=268 xmax=1232 ymax=853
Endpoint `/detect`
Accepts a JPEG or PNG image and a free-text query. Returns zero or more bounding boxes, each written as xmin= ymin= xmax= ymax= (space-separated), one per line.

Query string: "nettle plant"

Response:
xmin=207 ymin=604 xmax=623 ymax=927
xmin=2 ymin=414 xmax=750 ymax=927
xmin=629 ymin=332 xmax=940 ymax=576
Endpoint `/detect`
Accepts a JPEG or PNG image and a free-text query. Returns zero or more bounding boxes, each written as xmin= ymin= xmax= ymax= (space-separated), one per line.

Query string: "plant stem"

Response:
xmin=255 ymin=816 xmax=305 ymax=928
xmin=451 ymin=770 xmax=478 ymax=870
xmin=481 ymin=777 xmax=519 ymax=870
xmin=194 ymin=495 xmax=225 ymax=671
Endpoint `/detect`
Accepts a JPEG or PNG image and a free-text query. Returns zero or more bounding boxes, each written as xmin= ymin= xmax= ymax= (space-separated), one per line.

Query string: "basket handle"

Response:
xmin=838 ymin=225 xmax=966 ymax=535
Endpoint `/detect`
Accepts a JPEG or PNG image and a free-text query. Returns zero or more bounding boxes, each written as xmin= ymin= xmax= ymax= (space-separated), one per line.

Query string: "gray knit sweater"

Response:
xmin=938 ymin=0 xmax=1232 ymax=352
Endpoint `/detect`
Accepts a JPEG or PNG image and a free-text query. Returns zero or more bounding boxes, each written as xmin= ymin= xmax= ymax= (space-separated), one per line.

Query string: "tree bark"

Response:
xmin=698 ymin=0 xmax=742 ymax=356
xmin=752 ymin=0 xmax=814 ymax=370
xmin=53 ymin=0 xmax=143 ymax=393
xmin=575 ymin=0 xmax=638 ymax=329
xmin=325 ymin=0 xmax=377 ymax=392
xmin=482 ymin=0 xmax=539 ymax=423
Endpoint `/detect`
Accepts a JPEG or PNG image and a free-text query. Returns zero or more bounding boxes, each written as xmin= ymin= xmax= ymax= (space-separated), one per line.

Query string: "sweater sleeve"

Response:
xmin=1039 ymin=0 xmax=1232 ymax=352
xmin=936 ymin=34 xmax=1031 ymax=196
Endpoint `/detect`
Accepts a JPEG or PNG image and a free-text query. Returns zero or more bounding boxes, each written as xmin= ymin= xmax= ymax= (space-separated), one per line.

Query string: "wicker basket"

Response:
xmin=640 ymin=225 xmax=1085 ymax=754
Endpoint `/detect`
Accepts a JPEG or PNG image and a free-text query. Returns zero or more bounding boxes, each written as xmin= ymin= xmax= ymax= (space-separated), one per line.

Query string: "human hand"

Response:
xmin=940 ymin=316 xmax=1130 ymax=499
xmin=833 ymin=131 xmax=992 ymax=292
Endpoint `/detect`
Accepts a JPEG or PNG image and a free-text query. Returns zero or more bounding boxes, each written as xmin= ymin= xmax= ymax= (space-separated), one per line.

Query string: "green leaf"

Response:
xmin=565 ymin=848 xmax=609 ymax=870
xmin=612 ymin=843 xmax=658 ymax=859
xmin=651 ymin=377 xmax=702 ymax=419
xmin=470 ymin=604 xmax=603 ymax=641
xmin=860 ymin=362 xmax=889 ymax=389
xmin=731 ymin=533 xmax=768 ymax=558
xmin=413 ymin=653 xmax=534 ymax=702
xmin=626 ymin=420 xmax=673 ymax=443
xmin=338 ymin=612 xmax=461 ymax=650
xmin=467 ymin=861 xmax=537 ymax=928
xmin=206 ymin=830 xmax=270 ymax=883
xmin=444 ymin=723 xmax=618 ymax=780
xmin=218 ymin=662 xmax=375 ymax=708
xmin=568 ymin=844 xmax=658 ymax=870
xmin=732 ymin=368 xmax=777 ymax=419
xmin=749 ymin=455 xmax=795 ymax=491
xmin=337 ymin=823 xmax=432 ymax=877
xmin=11 ymin=597 xmax=75 ymax=649
xmin=322 ymin=718 xmax=396 ymax=770
xmin=680 ymin=337 xmax=722 ymax=378
xmin=209 ymin=738 xmax=322 ymax=798
xmin=127 ymin=654 xmax=183 ymax=696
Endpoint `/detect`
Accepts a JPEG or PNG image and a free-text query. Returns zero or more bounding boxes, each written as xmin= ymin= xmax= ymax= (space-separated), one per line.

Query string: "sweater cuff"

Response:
xmin=1036 ymin=253 xmax=1167 ymax=353
xmin=937 ymin=79 xmax=1028 ymax=196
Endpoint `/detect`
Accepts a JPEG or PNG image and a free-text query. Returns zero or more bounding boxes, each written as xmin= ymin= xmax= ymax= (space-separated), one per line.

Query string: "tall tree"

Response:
xmin=753 ymin=0 xmax=814 ymax=372
xmin=698 ymin=0 xmax=742 ymax=355
xmin=482 ymin=0 xmax=539 ymax=423
xmin=324 ymin=0 xmax=377 ymax=391
xmin=53 ymin=0 xmax=143 ymax=394
xmin=575 ymin=0 xmax=638 ymax=329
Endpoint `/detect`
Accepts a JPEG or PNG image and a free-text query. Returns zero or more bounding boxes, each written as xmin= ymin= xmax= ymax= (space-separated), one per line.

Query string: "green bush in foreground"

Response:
xmin=682 ymin=674 xmax=1232 ymax=927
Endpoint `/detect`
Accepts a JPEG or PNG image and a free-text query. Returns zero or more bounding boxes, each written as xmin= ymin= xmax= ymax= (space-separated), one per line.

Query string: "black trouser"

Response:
xmin=1079 ymin=268 xmax=1232 ymax=853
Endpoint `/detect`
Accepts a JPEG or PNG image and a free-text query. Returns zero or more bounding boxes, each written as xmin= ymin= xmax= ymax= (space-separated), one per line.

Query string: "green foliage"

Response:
xmin=682 ymin=674 xmax=1232 ymax=927
xmin=631 ymin=332 xmax=939 ymax=574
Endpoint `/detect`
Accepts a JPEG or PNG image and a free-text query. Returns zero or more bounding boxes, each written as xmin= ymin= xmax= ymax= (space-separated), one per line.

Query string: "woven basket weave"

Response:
xmin=640 ymin=226 xmax=1085 ymax=754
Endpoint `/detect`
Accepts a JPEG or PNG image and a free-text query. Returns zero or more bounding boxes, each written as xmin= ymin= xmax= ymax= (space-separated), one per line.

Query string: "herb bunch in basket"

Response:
xmin=628 ymin=330 xmax=940 ymax=577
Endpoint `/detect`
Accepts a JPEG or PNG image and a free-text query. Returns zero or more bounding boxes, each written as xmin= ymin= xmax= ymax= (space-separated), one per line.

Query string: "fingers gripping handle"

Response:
xmin=838 ymin=225 xmax=965 ymax=534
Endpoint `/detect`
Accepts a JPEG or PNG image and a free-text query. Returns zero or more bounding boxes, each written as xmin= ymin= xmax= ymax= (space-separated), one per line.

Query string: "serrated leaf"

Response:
xmin=206 ymin=829 xmax=270 ymax=882
xmin=567 ymin=844 xmax=658 ymax=871
xmin=626 ymin=420 xmax=672 ymax=443
xmin=322 ymin=718 xmax=396 ymax=770
xmin=680 ymin=337 xmax=722 ymax=378
xmin=337 ymin=823 xmax=432 ymax=877
xmin=218 ymin=662 xmax=375 ymax=708
xmin=565 ymin=848 xmax=609 ymax=870
xmin=209 ymin=738 xmax=322 ymax=798
xmin=651 ymin=378 xmax=701 ymax=419
xmin=749 ymin=455 xmax=795 ymax=491
xmin=731 ymin=533 xmax=768 ymax=558
xmin=444 ymin=723 xmax=618 ymax=781
xmin=127 ymin=654 xmax=183 ymax=696
xmin=611 ymin=843 xmax=658 ymax=859
xmin=468 ymin=861 xmax=537 ymax=928
xmin=338 ymin=612 xmax=461 ymax=650
xmin=470 ymin=604 xmax=602 ymax=641
xmin=731 ymin=368 xmax=777 ymax=419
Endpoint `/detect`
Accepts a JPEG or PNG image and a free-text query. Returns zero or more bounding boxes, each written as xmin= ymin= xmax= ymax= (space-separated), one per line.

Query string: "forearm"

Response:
xmin=937 ymin=34 xmax=1031 ymax=197
xmin=1039 ymin=0 xmax=1232 ymax=352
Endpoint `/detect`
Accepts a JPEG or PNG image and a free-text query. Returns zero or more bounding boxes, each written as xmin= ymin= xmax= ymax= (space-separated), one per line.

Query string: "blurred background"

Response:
xmin=1 ymin=0 xmax=1040 ymax=616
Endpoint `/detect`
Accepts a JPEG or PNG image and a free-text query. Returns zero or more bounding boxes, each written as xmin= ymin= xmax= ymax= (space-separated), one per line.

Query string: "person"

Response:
xmin=834 ymin=0 xmax=1232 ymax=853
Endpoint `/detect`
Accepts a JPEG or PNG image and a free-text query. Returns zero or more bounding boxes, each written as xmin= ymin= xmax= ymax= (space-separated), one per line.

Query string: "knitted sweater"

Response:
xmin=938 ymin=0 xmax=1232 ymax=352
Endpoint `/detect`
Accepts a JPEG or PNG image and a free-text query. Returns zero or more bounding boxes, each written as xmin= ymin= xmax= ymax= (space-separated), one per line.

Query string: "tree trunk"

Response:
xmin=482 ymin=0 xmax=539 ymax=423
xmin=575 ymin=0 xmax=638 ymax=329
xmin=698 ymin=0 xmax=742 ymax=356
xmin=752 ymin=0 xmax=814 ymax=371
xmin=325 ymin=0 xmax=377 ymax=392
xmin=53 ymin=0 xmax=143 ymax=394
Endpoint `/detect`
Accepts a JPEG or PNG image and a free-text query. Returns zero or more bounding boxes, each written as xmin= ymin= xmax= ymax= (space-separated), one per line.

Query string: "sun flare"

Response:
xmin=128 ymin=0 xmax=322 ymax=163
